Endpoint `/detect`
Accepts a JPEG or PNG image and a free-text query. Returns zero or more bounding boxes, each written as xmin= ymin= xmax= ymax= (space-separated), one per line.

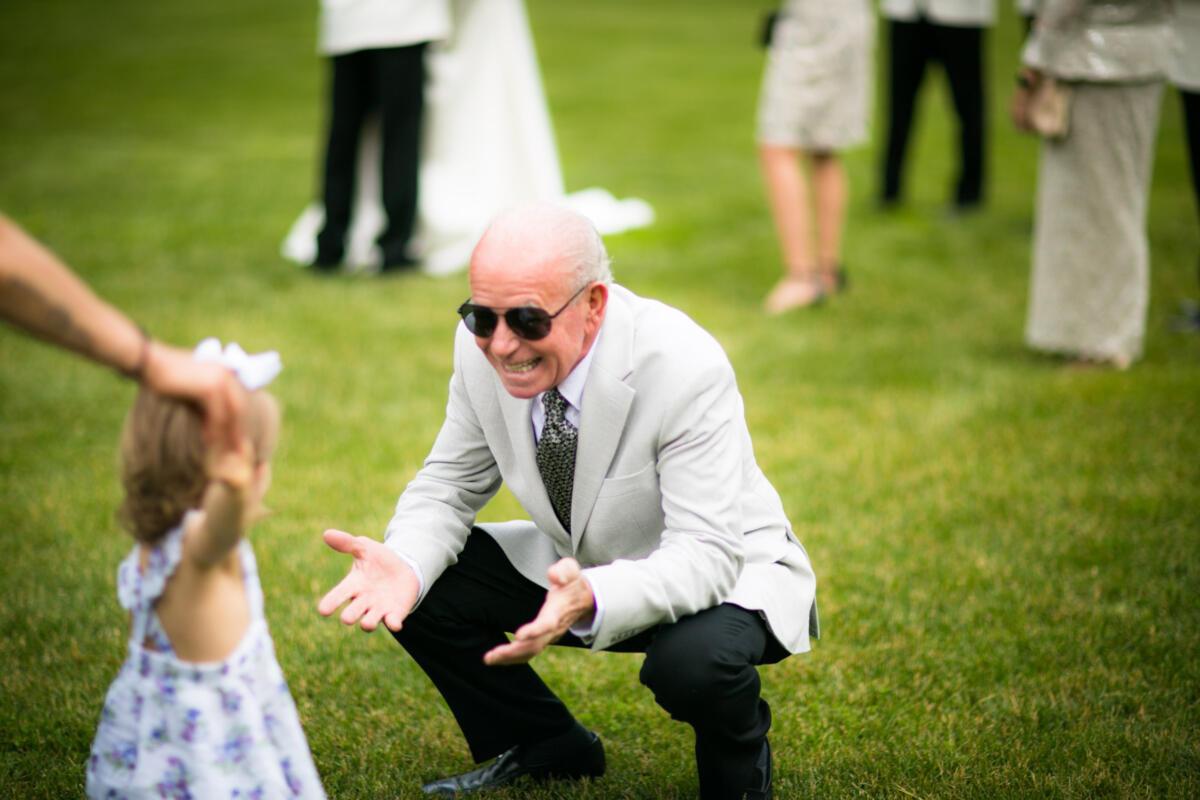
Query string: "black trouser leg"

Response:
xmin=392 ymin=529 xmax=579 ymax=762
xmin=316 ymin=50 xmax=374 ymax=264
xmin=883 ymin=19 xmax=931 ymax=203
xmin=639 ymin=605 xmax=787 ymax=800
xmin=1184 ymin=88 xmax=1200 ymax=292
xmin=374 ymin=43 xmax=427 ymax=267
xmin=1182 ymin=89 xmax=1200 ymax=227
xmin=937 ymin=24 xmax=986 ymax=207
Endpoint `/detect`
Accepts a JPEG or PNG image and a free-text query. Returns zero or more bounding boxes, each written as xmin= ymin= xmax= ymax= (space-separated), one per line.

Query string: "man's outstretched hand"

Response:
xmin=484 ymin=558 xmax=595 ymax=666
xmin=317 ymin=529 xmax=419 ymax=632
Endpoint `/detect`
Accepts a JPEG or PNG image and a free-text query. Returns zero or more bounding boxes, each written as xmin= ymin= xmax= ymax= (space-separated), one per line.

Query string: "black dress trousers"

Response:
xmin=316 ymin=43 xmax=427 ymax=268
xmin=393 ymin=527 xmax=789 ymax=798
xmin=882 ymin=17 xmax=986 ymax=208
xmin=1182 ymin=88 xmax=1200 ymax=225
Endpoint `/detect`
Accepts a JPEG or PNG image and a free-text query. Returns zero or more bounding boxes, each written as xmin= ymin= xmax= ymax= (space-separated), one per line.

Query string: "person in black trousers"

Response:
xmin=314 ymin=44 xmax=428 ymax=271
xmin=880 ymin=11 xmax=989 ymax=211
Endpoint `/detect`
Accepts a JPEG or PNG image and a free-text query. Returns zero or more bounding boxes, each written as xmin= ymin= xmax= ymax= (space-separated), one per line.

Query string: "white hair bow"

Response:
xmin=193 ymin=337 xmax=282 ymax=390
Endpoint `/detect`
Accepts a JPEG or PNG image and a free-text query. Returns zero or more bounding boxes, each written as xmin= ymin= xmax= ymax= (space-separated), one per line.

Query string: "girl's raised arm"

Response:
xmin=187 ymin=437 xmax=255 ymax=567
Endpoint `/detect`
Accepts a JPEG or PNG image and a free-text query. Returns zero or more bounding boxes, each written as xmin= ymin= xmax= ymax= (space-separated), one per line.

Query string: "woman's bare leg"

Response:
xmin=759 ymin=144 xmax=823 ymax=312
xmin=809 ymin=150 xmax=847 ymax=293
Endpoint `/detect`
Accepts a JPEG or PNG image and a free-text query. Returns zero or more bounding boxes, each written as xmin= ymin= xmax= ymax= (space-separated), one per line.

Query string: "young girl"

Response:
xmin=87 ymin=348 xmax=325 ymax=799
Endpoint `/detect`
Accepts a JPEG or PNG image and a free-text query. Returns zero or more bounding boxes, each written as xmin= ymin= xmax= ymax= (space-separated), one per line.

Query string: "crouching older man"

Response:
xmin=319 ymin=203 xmax=818 ymax=799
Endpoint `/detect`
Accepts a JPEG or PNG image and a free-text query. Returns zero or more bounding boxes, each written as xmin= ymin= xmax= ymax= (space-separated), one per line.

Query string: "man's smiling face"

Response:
xmin=466 ymin=245 xmax=604 ymax=400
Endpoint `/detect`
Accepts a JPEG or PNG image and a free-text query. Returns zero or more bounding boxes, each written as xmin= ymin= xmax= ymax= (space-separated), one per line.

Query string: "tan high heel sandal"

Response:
xmin=764 ymin=275 xmax=826 ymax=314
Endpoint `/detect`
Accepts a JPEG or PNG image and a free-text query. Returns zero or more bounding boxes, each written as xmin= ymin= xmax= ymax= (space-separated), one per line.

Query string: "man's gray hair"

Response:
xmin=480 ymin=202 xmax=613 ymax=288
xmin=557 ymin=209 xmax=614 ymax=288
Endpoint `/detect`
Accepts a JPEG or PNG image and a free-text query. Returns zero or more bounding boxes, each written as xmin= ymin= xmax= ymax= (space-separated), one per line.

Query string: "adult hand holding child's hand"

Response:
xmin=318 ymin=530 xmax=419 ymax=632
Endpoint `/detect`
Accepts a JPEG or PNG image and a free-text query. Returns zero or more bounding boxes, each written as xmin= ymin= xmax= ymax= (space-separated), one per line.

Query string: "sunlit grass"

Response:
xmin=1 ymin=1 xmax=1197 ymax=797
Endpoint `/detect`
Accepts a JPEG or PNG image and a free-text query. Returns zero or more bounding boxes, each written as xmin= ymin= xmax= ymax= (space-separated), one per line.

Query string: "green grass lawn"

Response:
xmin=2 ymin=1 xmax=1198 ymax=797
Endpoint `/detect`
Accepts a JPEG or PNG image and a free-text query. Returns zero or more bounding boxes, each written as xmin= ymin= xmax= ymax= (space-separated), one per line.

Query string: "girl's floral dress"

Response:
xmin=87 ymin=515 xmax=325 ymax=799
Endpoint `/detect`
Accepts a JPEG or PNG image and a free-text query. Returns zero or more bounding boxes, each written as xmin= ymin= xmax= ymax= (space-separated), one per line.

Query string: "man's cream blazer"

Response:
xmin=384 ymin=284 xmax=818 ymax=653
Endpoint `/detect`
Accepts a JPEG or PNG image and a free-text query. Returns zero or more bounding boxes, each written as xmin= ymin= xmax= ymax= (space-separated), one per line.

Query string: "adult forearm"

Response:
xmin=0 ymin=214 xmax=146 ymax=375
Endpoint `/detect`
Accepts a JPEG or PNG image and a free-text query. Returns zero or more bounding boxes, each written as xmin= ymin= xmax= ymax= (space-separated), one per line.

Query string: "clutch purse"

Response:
xmin=1027 ymin=77 xmax=1072 ymax=140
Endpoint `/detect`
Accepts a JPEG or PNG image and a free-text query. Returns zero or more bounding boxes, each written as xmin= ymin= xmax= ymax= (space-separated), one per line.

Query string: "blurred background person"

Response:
xmin=1016 ymin=0 xmax=1175 ymax=368
xmin=879 ymin=0 xmax=994 ymax=213
xmin=757 ymin=0 xmax=874 ymax=314
xmin=285 ymin=0 xmax=652 ymax=276
xmin=1170 ymin=0 xmax=1200 ymax=332
xmin=310 ymin=0 xmax=450 ymax=273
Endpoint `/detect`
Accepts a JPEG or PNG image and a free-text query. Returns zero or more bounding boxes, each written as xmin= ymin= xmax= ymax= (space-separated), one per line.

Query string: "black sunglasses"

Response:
xmin=457 ymin=283 xmax=590 ymax=340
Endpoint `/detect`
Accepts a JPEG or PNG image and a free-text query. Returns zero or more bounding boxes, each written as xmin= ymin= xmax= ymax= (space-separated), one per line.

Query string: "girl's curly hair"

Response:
xmin=117 ymin=388 xmax=209 ymax=543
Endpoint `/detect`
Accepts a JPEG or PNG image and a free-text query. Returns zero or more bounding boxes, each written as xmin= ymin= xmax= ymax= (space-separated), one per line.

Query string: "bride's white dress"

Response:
xmin=282 ymin=0 xmax=653 ymax=275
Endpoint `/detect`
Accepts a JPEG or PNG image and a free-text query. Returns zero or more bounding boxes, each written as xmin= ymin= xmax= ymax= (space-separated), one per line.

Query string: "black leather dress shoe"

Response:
xmin=421 ymin=731 xmax=605 ymax=796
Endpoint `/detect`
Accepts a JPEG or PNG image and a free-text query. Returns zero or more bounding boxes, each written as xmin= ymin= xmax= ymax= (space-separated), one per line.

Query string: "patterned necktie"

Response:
xmin=536 ymin=388 xmax=578 ymax=531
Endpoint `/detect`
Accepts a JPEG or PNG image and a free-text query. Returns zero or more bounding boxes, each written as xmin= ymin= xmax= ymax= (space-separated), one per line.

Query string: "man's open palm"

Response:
xmin=317 ymin=529 xmax=419 ymax=632
xmin=484 ymin=558 xmax=595 ymax=666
